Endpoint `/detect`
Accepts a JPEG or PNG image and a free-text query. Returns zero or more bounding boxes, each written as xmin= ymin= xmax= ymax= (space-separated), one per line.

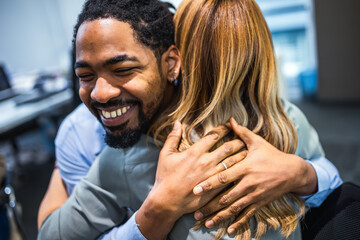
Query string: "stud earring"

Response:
xmin=173 ymin=70 xmax=179 ymax=86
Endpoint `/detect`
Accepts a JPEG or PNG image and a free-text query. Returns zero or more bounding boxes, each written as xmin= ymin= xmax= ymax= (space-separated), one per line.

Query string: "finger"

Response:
xmin=210 ymin=139 xmax=245 ymax=166
xmin=194 ymin=183 xmax=252 ymax=220
xmin=215 ymin=150 xmax=247 ymax=172
xmin=227 ymin=204 xmax=259 ymax=235
xmin=194 ymin=187 xmax=235 ymax=220
xmin=193 ymin=162 xmax=245 ymax=194
xmin=230 ymin=118 xmax=258 ymax=146
xmin=191 ymin=124 xmax=231 ymax=153
xmin=162 ymin=121 xmax=182 ymax=153
xmin=204 ymin=195 xmax=254 ymax=229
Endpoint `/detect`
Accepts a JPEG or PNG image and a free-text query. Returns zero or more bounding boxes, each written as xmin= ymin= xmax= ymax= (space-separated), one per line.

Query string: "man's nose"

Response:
xmin=91 ymin=77 xmax=120 ymax=103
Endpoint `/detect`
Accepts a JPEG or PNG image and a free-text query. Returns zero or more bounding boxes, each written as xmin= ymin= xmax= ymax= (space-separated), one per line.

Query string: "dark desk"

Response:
xmin=0 ymin=89 xmax=73 ymax=136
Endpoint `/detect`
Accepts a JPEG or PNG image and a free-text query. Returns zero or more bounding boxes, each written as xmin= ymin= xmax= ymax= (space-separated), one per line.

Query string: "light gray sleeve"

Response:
xmin=283 ymin=101 xmax=342 ymax=206
xmin=38 ymin=153 xmax=129 ymax=240
xmin=283 ymin=100 xmax=325 ymax=159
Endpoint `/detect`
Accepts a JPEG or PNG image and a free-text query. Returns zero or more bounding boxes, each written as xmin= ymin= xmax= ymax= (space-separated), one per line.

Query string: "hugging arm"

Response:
xmin=190 ymin=103 xmax=342 ymax=233
xmin=135 ymin=122 xmax=246 ymax=239
xmin=38 ymin=174 xmax=129 ymax=240
xmin=37 ymin=168 xmax=68 ymax=229
xmin=38 ymin=123 xmax=246 ymax=240
xmin=192 ymin=119 xmax=318 ymax=233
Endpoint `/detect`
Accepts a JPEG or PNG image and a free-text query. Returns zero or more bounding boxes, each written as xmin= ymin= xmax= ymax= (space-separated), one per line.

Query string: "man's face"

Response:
xmin=75 ymin=19 xmax=167 ymax=148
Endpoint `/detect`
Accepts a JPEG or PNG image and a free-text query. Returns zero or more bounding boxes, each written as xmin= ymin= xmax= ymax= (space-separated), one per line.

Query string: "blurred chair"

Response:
xmin=0 ymin=153 xmax=26 ymax=240
xmin=301 ymin=182 xmax=360 ymax=240
xmin=0 ymin=153 xmax=10 ymax=240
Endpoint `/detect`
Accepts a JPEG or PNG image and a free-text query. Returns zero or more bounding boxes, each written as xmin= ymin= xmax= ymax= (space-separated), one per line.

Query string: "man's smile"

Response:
xmin=98 ymin=104 xmax=138 ymax=127
xmin=101 ymin=105 xmax=131 ymax=119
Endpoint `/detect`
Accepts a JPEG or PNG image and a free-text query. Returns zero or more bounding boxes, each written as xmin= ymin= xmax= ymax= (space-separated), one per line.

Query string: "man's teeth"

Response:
xmin=102 ymin=106 xmax=131 ymax=119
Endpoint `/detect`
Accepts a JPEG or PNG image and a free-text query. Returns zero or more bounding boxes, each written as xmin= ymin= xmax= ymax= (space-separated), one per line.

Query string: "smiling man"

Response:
xmin=75 ymin=18 xmax=174 ymax=149
xmin=37 ymin=0 xmax=342 ymax=239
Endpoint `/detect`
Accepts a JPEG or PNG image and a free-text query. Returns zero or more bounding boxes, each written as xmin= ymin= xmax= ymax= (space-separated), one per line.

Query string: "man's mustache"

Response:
xmin=91 ymin=99 xmax=141 ymax=109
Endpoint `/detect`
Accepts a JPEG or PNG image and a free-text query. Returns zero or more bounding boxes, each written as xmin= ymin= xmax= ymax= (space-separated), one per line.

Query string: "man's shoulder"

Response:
xmin=59 ymin=104 xmax=102 ymax=133
xmin=55 ymin=103 xmax=104 ymax=147
xmin=65 ymin=103 xmax=98 ymax=125
xmin=55 ymin=103 xmax=106 ymax=193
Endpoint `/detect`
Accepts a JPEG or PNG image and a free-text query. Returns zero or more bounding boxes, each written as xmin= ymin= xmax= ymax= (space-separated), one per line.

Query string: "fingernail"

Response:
xmin=205 ymin=220 xmax=214 ymax=228
xmin=173 ymin=121 xmax=180 ymax=130
xmin=193 ymin=186 xmax=203 ymax=195
xmin=231 ymin=117 xmax=239 ymax=125
xmin=194 ymin=211 xmax=203 ymax=220
xmin=211 ymin=132 xmax=219 ymax=140
xmin=228 ymin=228 xmax=235 ymax=234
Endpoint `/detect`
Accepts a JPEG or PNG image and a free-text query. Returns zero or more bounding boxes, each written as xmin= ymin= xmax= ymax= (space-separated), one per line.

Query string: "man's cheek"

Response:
xmin=79 ymin=87 xmax=88 ymax=102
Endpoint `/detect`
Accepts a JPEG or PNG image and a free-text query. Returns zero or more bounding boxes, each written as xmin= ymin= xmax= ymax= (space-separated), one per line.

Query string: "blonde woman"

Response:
xmin=39 ymin=0 xmax=336 ymax=239
xmin=150 ymin=0 xmax=308 ymax=238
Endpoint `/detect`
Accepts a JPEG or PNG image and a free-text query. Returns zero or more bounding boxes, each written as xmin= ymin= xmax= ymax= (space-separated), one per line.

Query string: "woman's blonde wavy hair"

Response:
xmin=150 ymin=0 xmax=305 ymax=239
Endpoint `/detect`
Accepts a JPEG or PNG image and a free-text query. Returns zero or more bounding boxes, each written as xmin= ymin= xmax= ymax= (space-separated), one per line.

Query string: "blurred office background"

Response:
xmin=0 ymin=0 xmax=359 ymax=239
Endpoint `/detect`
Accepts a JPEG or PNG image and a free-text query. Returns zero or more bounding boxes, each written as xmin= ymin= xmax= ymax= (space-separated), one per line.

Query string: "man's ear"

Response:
xmin=161 ymin=45 xmax=181 ymax=84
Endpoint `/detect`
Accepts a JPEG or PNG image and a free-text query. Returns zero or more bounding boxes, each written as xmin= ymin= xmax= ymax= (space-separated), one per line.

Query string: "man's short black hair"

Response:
xmin=73 ymin=0 xmax=175 ymax=59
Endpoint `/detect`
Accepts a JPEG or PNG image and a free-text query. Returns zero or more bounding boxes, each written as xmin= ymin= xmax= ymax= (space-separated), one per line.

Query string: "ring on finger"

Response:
xmin=221 ymin=162 xmax=228 ymax=170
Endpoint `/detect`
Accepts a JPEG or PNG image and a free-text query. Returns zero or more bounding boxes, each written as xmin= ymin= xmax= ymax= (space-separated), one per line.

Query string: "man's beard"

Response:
xmin=103 ymin=108 xmax=149 ymax=148
xmin=91 ymin=99 xmax=160 ymax=149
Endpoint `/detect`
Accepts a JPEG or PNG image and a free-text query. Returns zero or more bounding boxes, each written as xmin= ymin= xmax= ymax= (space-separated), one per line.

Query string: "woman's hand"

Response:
xmin=192 ymin=118 xmax=317 ymax=234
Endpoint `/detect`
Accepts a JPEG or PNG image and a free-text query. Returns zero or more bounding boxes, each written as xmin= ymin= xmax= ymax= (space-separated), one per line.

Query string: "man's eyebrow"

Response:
xmin=103 ymin=55 xmax=139 ymax=67
xmin=74 ymin=55 xmax=139 ymax=70
xmin=74 ymin=61 xmax=90 ymax=69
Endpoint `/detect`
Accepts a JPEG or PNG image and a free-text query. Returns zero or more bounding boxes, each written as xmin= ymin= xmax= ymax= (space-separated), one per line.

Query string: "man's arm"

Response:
xmin=98 ymin=212 xmax=146 ymax=240
xmin=135 ymin=122 xmax=244 ymax=239
xmin=303 ymin=156 xmax=342 ymax=207
xmin=38 ymin=123 xmax=245 ymax=240
xmin=190 ymin=119 xmax=319 ymax=232
xmin=188 ymin=117 xmax=342 ymax=233
xmin=38 ymin=104 xmax=106 ymax=233
xmin=38 ymin=169 xmax=129 ymax=240
xmin=38 ymin=166 xmax=152 ymax=240
xmin=37 ymin=168 xmax=68 ymax=229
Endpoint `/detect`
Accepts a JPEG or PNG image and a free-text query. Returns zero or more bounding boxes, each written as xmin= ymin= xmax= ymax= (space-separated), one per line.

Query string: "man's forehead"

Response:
xmin=75 ymin=18 xmax=156 ymax=62
xmin=76 ymin=18 xmax=134 ymax=43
